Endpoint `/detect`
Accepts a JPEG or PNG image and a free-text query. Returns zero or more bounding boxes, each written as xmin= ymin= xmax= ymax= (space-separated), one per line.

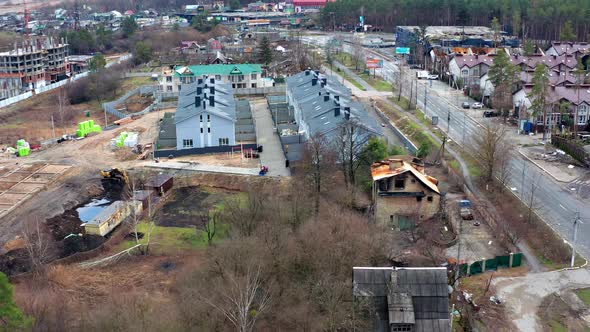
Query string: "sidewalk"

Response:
xmin=332 ymin=61 xmax=375 ymax=91
xmin=250 ymin=98 xmax=290 ymax=177
xmin=145 ymin=161 xmax=260 ymax=176
xmin=519 ymin=146 xmax=585 ymax=183
xmin=322 ymin=65 xmax=393 ymax=99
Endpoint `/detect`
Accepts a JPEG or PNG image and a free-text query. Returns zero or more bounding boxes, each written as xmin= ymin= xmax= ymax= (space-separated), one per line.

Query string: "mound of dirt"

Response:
xmin=0 ymin=248 xmax=29 ymax=276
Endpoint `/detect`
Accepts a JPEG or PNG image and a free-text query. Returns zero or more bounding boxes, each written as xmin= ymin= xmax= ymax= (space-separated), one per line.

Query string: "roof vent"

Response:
xmin=209 ymin=95 xmax=215 ymax=106
xmin=196 ymin=86 xmax=202 ymax=95
xmin=203 ymin=100 xmax=206 ymax=109
xmin=344 ymin=107 xmax=350 ymax=120
xmin=210 ymin=86 xmax=215 ymax=94
xmin=198 ymin=78 xmax=203 ymax=84
xmin=334 ymin=107 xmax=341 ymax=117
xmin=324 ymin=95 xmax=329 ymax=102
xmin=195 ymin=96 xmax=201 ymax=107
xmin=312 ymin=78 xmax=318 ymax=86
xmin=305 ymin=69 xmax=310 ymax=76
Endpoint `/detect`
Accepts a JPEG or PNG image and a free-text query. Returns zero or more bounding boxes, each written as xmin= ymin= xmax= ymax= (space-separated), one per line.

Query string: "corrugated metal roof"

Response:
xmin=175 ymin=80 xmax=236 ymax=124
xmin=174 ymin=64 xmax=262 ymax=77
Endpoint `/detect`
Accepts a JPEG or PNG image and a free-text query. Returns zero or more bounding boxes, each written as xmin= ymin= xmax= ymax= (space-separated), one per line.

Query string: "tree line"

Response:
xmin=322 ymin=0 xmax=590 ymax=42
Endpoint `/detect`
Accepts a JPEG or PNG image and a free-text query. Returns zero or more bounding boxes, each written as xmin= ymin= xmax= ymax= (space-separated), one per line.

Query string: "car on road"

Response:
xmin=471 ymin=102 xmax=484 ymax=109
xmin=461 ymin=102 xmax=471 ymax=109
xmin=483 ymin=110 xmax=500 ymax=117
xmin=427 ymin=74 xmax=438 ymax=80
xmin=459 ymin=200 xmax=474 ymax=220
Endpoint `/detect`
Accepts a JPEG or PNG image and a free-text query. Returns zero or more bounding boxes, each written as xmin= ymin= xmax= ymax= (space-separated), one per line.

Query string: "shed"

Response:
xmin=133 ymin=190 xmax=153 ymax=210
xmin=83 ymin=201 xmax=141 ymax=237
xmin=145 ymin=174 xmax=174 ymax=195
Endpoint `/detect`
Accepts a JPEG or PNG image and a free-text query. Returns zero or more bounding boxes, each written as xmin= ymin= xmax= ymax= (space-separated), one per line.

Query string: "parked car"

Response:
xmin=471 ymin=102 xmax=484 ymax=109
xmin=461 ymin=102 xmax=470 ymax=109
xmin=459 ymin=200 xmax=473 ymax=220
xmin=409 ymin=64 xmax=422 ymax=69
xmin=416 ymin=70 xmax=429 ymax=79
xmin=427 ymin=74 xmax=438 ymax=80
xmin=483 ymin=110 xmax=500 ymax=118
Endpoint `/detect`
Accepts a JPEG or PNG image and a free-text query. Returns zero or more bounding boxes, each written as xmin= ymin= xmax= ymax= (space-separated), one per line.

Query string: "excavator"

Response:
xmin=100 ymin=168 xmax=129 ymax=184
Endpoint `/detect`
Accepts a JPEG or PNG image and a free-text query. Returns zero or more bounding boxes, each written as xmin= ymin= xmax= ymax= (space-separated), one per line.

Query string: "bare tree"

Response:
xmin=199 ymin=264 xmax=271 ymax=332
xmin=223 ymin=186 xmax=266 ymax=237
xmin=525 ymin=173 xmax=541 ymax=224
xmin=22 ymin=218 xmax=56 ymax=275
xmin=351 ymin=36 xmax=363 ymax=71
xmin=55 ymin=88 xmax=70 ymax=134
xmin=475 ymin=124 xmax=509 ymax=182
xmin=301 ymin=133 xmax=333 ymax=214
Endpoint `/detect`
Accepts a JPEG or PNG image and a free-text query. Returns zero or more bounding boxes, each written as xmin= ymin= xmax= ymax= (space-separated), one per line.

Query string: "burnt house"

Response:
xmin=353 ymin=267 xmax=451 ymax=332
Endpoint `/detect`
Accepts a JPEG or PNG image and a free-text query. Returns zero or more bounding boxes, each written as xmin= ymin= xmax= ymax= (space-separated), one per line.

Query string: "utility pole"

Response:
xmin=462 ymin=112 xmax=466 ymax=146
xmin=521 ymin=158 xmax=526 ymax=196
xmin=454 ymin=210 xmax=463 ymax=288
xmin=51 ymin=115 xmax=55 ymax=138
xmin=447 ymin=109 xmax=451 ymax=134
xmin=571 ymin=212 xmax=581 ymax=268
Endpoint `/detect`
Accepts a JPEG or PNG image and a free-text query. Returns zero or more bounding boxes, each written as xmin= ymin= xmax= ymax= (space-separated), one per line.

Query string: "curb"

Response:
xmin=517 ymin=148 xmax=573 ymax=183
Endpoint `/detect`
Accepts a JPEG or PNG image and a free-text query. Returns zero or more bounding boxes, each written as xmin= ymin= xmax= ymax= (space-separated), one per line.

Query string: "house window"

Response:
xmin=411 ymin=179 xmax=416 ymax=183
xmin=219 ymin=138 xmax=229 ymax=145
xmin=461 ymin=69 xmax=469 ymax=76
xmin=238 ymin=75 xmax=244 ymax=81
xmin=473 ymin=68 xmax=479 ymax=76
xmin=167 ymin=86 xmax=172 ymax=91
xmin=182 ymin=139 xmax=193 ymax=148
xmin=215 ymin=75 xmax=221 ymax=80
xmin=416 ymin=196 xmax=422 ymax=202
xmin=394 ymin=178 xmax=405 ymax=189
xmin=207 ymin=114 xmax=210 ymax=122
xmin=166 ymin=76 xmax=172 ymax=82
xmin=178 ymin=85 xmax=182 ymax=91
xmin=427 ymin=196 xmax=433 ymax=202
xmin=207 ymin=127 xmax=211 ymax=133
xmin=391 ymin=324 xmax=413 ymax=332
xmin=200 ymin=128 xmax=203 ymax=133
xmin=251 ymin=73 xmax=257 ymax=79
xmin=251 ymin=83 xmax=257 ymax=88
xmin=200 ymin=115 xmax=203 ymax=122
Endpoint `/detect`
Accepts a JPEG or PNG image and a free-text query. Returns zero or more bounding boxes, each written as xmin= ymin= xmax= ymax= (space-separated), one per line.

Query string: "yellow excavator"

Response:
xmin=100 ymin=168 xmax=129 ymax=184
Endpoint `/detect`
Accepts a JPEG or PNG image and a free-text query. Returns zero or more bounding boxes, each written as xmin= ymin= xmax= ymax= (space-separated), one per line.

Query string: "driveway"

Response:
xmin=250 ymin=98 xmax=290 ymax=177
xmin=493 ymin=268 xmax=590 ymax=331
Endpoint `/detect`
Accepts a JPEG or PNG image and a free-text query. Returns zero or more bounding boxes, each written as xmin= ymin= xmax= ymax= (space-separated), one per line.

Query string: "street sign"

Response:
xmin=395 ymin=47 xmax=410 ymax=55
xmin=359 ymin=16 xmax=364 ymax=25
xmin=432 ymin=116 xmax=439 ymax=126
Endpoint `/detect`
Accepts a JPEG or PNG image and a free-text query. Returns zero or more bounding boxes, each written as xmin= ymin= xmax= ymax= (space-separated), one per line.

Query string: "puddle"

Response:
xmin=76 ymin=197 xmax=112 ymax=222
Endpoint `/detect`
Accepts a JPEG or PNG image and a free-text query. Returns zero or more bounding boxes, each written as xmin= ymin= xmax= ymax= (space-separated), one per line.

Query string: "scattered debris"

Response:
xmin=489 ymin=296 xmax=503 ymax=305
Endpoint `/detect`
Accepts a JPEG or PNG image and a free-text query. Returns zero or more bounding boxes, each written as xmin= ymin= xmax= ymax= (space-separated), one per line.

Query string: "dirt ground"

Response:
xmin=0 ymin=0 xmax=63 ymax=14
xmin=538 ymin=292 xmax=589 ymax=331
xmin=174 ymin=152 xmax=261 ymax=168
xmin=153 ymin=186 xmax=231 ymax=228
xmin=115 ymin=94 xmax=155 ymax=114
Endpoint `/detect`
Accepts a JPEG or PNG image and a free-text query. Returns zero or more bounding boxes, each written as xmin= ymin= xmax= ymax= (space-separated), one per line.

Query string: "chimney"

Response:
xmin=334 ymin=107 xmax=341 ymax=117
xmin=314 ymin=70 xmax=320 ymax=76
xmin=321 ymin=78 xmax=327 ymax=85
xmin=344 ymin=107 xmax=350 ymax=120
xmin=203 ymin=100 xmax=207 ymax=109
xmin=321 ymin=82 xmax=325 ymax=88
xmin=553 ymin=55 xmax=557 ymax=60
xmin=196 ymin=86 xmax=202 ymax=95
xmin=305 ymin=69 xmax=310 ymax=76
xmin=312 ymin=78 xmax=318 ymax=86
xmin=324 ymin=95 xmax=330 ymax=102
xmin=209 ymin=95 xmax=215 ymax=106
xmin=195 ymin=96 xmax=201 ymax=106
xmin=210 ymin=86 xmax=215 ymax=94
xmin=334 ymin=95 xmax=339 ymax=101
xmin=475 ymin=54 xmax=479 ymax=59
xmin=551 ymin=84 xmax=556 ymax=91
xmin=318 ymin=91 xmax=322 ymax=96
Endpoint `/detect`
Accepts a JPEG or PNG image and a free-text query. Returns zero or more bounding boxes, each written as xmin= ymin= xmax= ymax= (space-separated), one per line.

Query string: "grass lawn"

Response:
xmin=358 ymin=72 xmax=393 ymax=91
xmin=575 ymin=288 xmax=590 ymax=306
xmin=117 ymin=219 xmax=229 ymax=255
xmin=332 ymin=67 xmax=365 ymax=90
xmin=548 ymin=320 xmax=567 ymax=332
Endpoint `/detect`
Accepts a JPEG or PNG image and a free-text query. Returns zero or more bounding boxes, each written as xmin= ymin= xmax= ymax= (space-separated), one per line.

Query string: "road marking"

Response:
xmin=560 ymin=204 xmax=568 ymax=211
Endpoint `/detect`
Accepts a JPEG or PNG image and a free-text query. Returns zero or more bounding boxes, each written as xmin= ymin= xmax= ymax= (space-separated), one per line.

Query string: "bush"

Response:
xmin=68 ymin=78 xmax=91 ymax=104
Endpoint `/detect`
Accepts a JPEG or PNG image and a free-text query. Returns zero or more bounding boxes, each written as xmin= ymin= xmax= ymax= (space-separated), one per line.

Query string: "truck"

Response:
xmin=416 ymin=70 xmax=429 ymax=79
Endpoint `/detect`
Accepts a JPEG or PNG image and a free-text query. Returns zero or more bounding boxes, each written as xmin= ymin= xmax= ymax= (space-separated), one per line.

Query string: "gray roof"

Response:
xmin=175 ymin=77 xmax=236 ymax=125
xmin=157 ymin=112 xmax=177 ymax=148
xmin=353 ymin=267 xmax=450 ymax=332
xmin=286 ymin=70 xmax=382 ymax=139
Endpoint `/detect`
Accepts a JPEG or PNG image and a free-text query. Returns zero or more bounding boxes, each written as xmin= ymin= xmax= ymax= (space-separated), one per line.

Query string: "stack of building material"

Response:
xmin=123 ymin=132 xmax=139 ymax=147
xmin=16 ymin=139 xmax=30 ymax=157
xmin=76 ymin=120 xmax=102 ymax=137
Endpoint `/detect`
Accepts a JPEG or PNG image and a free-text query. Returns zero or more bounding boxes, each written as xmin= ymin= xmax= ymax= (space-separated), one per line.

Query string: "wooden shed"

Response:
xmin=145 ymin=174 xmax=174 ymax=196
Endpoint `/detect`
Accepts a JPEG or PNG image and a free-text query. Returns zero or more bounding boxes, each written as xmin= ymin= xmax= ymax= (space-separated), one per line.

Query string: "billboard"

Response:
xmin=366 ymin=58 xmax=383 ymax=69
xmin=395 ymin=47 xmax=410 ymax=54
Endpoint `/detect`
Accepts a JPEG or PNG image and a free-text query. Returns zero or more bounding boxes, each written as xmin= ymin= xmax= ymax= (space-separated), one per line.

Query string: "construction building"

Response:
xmin=0 ymin=37 xmax=69 ymax=99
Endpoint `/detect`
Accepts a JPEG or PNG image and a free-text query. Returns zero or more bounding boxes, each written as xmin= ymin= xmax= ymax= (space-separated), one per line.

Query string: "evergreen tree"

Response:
xmin=134 ymin=42 xmax=153 ymax=65
xmin=523 ymin=40 xmax=536 ymax=55
xmin=0 ymin=272 xmax=32 ymax=331
xmin=559 ymin=21 xmax=576 ymax=42
xmin=258 ymin=37 xmax=273 ymax=66
xmin=122 ymin=17 xmax=138 ymax=38
xmin=488 ymin=50 xmax=519 ymax=119
xmin=89 ymin=52 xmax=106 ymax=72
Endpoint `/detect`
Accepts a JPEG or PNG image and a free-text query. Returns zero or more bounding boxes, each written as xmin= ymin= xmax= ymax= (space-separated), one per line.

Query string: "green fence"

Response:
xmin=462 ymin=253 xmax=523 ymax=276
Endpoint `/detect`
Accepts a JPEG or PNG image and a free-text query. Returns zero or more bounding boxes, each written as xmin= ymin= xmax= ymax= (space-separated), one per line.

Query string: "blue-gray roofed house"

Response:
xmin=286 ymin=69 xmax=382 ymax=146
xmin=175 ymin=76 xmax=236 ymax=150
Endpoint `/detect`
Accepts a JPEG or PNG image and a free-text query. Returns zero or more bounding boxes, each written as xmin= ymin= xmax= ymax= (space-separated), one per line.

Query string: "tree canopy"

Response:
xmin=88 ymin=53 xmax=106 ymax=72
xmin=0 ymin=272 xmax=31 ymax=331
xmin=257 ymin=37 xmax=273 ymax=66
xmin=122 ymin=17 xmax=138 ymax=38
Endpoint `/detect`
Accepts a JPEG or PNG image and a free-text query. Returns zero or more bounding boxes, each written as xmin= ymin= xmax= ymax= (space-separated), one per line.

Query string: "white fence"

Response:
xmin=0 ymin=91 xmax=33 ymax=108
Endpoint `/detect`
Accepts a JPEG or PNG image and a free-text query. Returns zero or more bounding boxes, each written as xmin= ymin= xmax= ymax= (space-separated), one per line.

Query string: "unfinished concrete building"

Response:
xmin=0 ymin=37 xmax=69 ymax=99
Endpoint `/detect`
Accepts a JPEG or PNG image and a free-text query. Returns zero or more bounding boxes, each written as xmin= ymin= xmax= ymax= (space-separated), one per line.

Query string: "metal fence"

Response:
xmin=458 ymin=252 xmax=524 ymax=277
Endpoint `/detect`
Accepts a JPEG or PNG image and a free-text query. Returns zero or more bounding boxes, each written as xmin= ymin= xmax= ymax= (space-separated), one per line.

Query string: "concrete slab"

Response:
xmin=0 ymin=182 xmax=16 ymax=191
xmin=2 ymin=172 xmax=31 ymax=182
xmin=25 ymin=173 xmax=56 ymax=183
xmin=39 ymin=164 xmax=71 ymax=174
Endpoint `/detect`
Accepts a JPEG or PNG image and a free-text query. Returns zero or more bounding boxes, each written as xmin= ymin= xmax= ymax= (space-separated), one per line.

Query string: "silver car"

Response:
xmin=471 ymin=102 xmax=484 ymax=109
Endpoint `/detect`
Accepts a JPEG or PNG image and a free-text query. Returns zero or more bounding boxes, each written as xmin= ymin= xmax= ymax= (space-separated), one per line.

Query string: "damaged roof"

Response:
xmin=371 ymin=158 xmax=440 ymax=195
